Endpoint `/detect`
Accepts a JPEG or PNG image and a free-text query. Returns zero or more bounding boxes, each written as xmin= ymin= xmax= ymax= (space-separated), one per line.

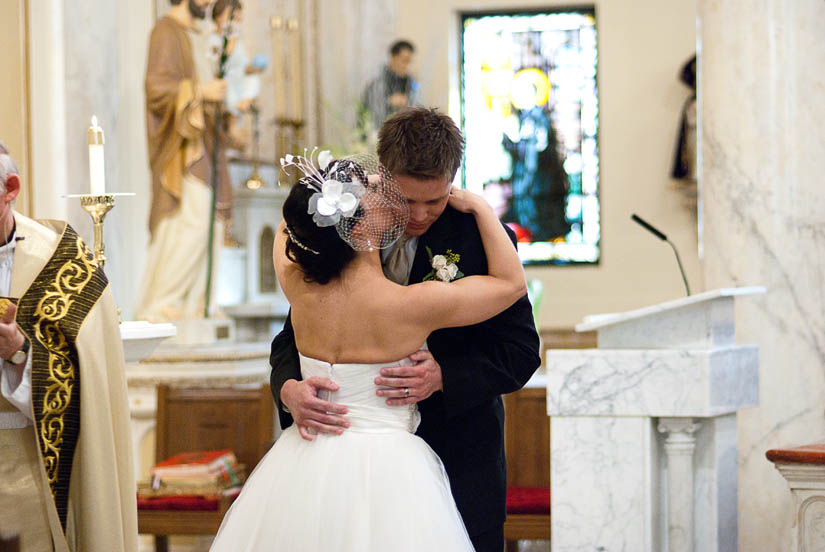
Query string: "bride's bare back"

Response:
xmin=278 ymin=251 xmax=432 ymax=364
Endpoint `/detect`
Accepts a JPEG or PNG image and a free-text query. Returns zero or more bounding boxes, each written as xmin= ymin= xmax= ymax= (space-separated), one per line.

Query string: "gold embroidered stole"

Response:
xmin=14 ymin=224 xmax=108 ymax=531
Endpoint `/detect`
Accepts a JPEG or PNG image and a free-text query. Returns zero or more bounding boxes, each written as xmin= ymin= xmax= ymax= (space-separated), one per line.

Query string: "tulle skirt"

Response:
xmin=210 ymin=425 xmax=474 ymax=551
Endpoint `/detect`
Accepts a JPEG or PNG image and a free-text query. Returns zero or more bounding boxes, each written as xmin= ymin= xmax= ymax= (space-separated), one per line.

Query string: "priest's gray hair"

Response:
xmin=0 ymin=141 xmax=18 ymax=194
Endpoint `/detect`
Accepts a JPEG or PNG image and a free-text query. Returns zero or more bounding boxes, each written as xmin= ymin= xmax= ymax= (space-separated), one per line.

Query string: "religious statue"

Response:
xmin=502 ymin=78 xmax=570 ymax=243
xmin=671 ymin=55 xmax=697 ymax=182
xmin=135 ymin=0 xmax=233 ymax=322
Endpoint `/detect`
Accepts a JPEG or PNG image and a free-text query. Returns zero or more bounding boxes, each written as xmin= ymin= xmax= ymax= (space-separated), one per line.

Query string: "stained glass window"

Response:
xmin=461 ymin=10 xmax=599 ymax=264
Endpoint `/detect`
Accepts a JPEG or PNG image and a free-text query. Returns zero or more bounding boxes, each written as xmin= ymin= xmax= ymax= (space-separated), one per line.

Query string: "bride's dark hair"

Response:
xmin=282 ymin=183 xmax=356 ymax=284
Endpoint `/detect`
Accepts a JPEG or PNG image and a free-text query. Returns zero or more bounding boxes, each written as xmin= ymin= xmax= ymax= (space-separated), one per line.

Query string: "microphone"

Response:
xmin=631 ymin=214 xmax=691 ymax=296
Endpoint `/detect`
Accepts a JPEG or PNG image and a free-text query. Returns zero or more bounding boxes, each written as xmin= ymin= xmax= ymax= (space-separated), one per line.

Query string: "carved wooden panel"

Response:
xmin=155 ymin=385 xmax=274 ymax=472
xmin=504 ymin=387 xmax=550 ymax=488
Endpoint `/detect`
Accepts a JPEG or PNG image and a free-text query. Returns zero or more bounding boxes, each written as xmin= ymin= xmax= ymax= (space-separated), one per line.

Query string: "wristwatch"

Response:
xmin=8 ymin=337 xmax=29 ymax=366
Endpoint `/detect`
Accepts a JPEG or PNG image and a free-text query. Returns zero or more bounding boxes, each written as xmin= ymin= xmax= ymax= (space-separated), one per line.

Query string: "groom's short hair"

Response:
xmin=377 ymin=107 xmax=464 ymax=182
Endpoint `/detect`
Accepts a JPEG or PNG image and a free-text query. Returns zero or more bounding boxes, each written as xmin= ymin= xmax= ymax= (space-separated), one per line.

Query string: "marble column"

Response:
xmin=698 ymin=1 xmax=825 ymax=550
xmin=659 ymin=417 xmax=700 ymax=552
xmin=28 ymin=0 xmax=70 ymax=221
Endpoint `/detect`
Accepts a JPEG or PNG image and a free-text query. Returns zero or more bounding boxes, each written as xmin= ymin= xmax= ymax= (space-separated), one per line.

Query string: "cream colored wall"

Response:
xmin=397 ymin=0 xmax=701 ymax=328
xmin=0 ymin=0 xmax=32 ymax=215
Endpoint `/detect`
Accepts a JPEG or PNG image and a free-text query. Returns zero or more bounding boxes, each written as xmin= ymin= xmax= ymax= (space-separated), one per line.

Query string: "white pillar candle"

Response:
xmin=88 ymin=115 xmax=105 ymax=196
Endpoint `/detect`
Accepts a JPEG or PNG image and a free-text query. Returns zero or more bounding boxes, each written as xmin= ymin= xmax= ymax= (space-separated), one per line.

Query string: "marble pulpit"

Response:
xmin=546 ymin=287 xmax=764 ymax=552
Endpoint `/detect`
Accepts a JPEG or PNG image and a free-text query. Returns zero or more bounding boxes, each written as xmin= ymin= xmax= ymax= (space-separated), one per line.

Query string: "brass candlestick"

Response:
xmin=80 ymin=194 xmax=115 ymax=268
xmin=274 ymin=117 xmax=305 ymax=186
xmin=245 ymin=105 xmax=264 ymax=190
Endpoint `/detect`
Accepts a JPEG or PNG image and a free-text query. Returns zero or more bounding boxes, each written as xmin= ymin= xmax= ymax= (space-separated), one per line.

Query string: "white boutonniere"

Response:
xmin=423 ymin=246 xmax=464 ymax=282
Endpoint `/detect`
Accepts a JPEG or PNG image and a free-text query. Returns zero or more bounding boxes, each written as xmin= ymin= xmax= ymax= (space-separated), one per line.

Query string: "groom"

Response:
xmin=270 ymin=107 xmax=541 ymax=551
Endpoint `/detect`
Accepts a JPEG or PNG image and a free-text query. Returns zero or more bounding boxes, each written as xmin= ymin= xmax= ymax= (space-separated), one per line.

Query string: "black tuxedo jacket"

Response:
xmin=269 ymin=205 xmax=541 ymax=536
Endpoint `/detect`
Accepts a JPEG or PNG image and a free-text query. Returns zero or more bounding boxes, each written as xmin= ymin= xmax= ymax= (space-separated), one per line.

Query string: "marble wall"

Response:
xmin=0 ymin=0 xmax=32 ymax=214
xmin=698 ymin=0 xmax=825 ymax=549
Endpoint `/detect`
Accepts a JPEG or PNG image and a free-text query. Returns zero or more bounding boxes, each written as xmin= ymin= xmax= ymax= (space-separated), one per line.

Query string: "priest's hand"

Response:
xmin=202 ymin=79 xmax=227 ymax=102
xmin=0 ymin=303 xmax=25 ymax=371
xmin=280 ymin=378 xmax=349 ymax=442
xmin=375 ymin=349 xmax=443 ymax=406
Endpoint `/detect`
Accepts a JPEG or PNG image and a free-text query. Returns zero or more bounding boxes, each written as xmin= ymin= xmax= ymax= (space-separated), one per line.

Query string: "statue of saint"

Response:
xmin=136 ymin=0 xmax=233 ymax=322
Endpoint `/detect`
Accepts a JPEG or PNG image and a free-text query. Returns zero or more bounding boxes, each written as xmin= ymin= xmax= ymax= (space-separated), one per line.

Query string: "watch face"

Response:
xmin=10 ymin=350 xmax=26 ymax=365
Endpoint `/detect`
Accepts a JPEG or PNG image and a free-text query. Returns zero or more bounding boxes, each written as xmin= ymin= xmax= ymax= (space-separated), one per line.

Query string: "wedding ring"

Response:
xmin=404 ymin=387 xmax=410 ymax=398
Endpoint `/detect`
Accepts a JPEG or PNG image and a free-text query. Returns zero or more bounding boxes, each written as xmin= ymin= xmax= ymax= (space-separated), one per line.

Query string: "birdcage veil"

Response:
xmin=280 ymin=149 xmax=409 ymax=251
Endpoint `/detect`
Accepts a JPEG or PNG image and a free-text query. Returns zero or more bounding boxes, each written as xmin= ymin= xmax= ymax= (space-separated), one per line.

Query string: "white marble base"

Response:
xmin=223 ymin=301 xmax=289 ymax=343
xmin=550 ymin=416 xmax=661 ymax=551
xmin=772 ymin=463 xmax=825 ymax=552
xmin=550 ymin=413 xmax=739 ymax=552
xmin=164 ymin=319 xmax=236 ymax=346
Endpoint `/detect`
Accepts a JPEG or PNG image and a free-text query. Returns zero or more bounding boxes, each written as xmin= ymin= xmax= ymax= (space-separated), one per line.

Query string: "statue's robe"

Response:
xmin=0 ymin=213 xmax=137 ymax=551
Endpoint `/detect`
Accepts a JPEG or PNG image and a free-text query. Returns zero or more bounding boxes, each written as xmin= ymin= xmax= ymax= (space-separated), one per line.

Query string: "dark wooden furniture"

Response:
xmin=503 ymin=328 xmax=596 ymax=550
xmin=503 ymin=387 xmax=551 ymax=550
xmin=138 ymin=384 xmax=274 ymax=552
xmin=0 ymin=532 xmax=19 ymax=552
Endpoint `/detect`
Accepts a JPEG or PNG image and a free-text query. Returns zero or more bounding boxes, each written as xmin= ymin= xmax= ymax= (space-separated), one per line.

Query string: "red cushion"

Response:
xmin=137 ymin=487 xmax=241 ymax=512
xmin=506 ymin=486 xmax=550 ymax=515
xmin=137 ymin=495 xmax=219 ymax=511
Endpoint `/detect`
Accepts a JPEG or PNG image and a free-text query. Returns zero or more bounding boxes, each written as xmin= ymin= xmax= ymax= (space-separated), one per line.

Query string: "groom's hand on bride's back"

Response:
xmin=375 ymin=350 xmax=443 ymax=406
xmin=280 ymin=377 xmax=349 ymax=441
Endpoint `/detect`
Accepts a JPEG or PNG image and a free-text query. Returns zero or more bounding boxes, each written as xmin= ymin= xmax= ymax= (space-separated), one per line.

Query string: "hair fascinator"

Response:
xmin=280 ymin=148 xmax=409 ymax=251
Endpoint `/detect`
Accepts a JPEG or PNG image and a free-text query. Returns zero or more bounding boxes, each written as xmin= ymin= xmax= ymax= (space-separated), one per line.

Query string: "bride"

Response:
xmin=210 ymin=153 xmax=526 ymax=551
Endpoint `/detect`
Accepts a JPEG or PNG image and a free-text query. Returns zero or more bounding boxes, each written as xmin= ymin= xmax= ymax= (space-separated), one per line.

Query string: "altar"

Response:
xmin=120 ymin=322 xmax=273 ymax=484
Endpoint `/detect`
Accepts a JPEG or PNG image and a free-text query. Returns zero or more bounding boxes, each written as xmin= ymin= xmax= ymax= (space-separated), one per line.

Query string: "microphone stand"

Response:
xmin=204 ymin=2 xmax=238 ymax=318
xmin=666 ymin=240 xmax=691 ymax=296
xmin=631 ymin=214 xmax=691 ymax=296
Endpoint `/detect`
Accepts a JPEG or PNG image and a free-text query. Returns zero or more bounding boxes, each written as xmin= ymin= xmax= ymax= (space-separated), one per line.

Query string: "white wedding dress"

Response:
xmin=210 ymin=352 xmax=474 ymax=551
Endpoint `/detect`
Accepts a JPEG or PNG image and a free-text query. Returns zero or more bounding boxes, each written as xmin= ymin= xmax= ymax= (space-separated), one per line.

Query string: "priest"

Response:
xmin=0 ymin=142 xmax=137 ymax=551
